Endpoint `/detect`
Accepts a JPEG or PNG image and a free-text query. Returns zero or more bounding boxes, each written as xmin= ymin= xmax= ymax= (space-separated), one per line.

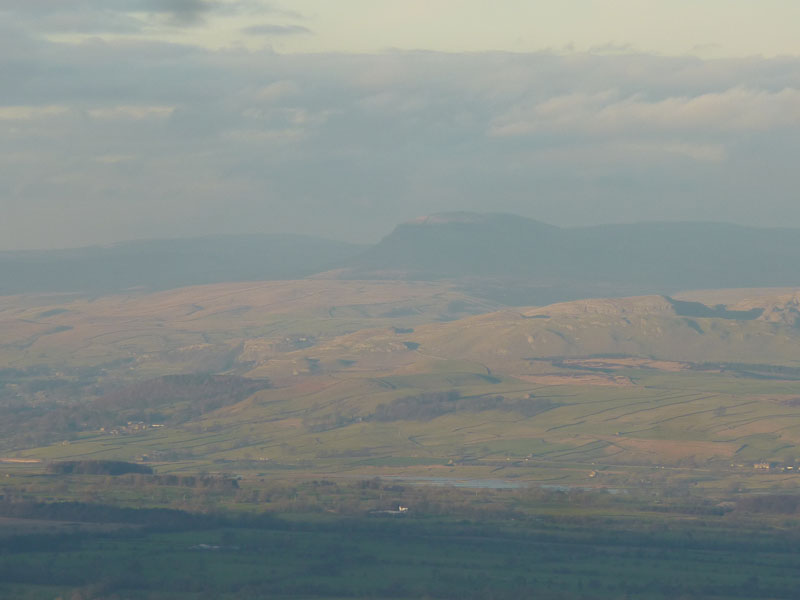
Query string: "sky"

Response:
xmin=1 ymin=0 xmax=800 ymax=249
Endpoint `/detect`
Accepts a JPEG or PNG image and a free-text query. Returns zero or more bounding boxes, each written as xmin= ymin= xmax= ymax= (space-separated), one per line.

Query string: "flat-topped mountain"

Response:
xmin=346 ymin=212 xmax=560 ymax=279
xmin=343 ymin=213 xmax=800 ymax=303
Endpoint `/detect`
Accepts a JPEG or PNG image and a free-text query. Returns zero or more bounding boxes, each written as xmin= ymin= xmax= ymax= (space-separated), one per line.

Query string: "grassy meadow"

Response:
xmin=6 ymin=361 xmax=800 ymax=498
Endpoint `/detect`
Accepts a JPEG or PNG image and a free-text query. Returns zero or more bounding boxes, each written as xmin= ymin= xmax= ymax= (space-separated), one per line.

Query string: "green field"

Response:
xmin=7 ymin=362 xmax=800 ymax=498
xmin=2 ymin=491 xmax=800 ymax=600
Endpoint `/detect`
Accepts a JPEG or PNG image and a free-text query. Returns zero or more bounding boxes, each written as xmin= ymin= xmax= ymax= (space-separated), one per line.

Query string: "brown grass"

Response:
xmin=516 ymin=373 xmax=633 ymax=387
xmin=560 ymin=357 xmax=690 ymax=372
xmin=607 ymin=437 xmax=739 ymax=461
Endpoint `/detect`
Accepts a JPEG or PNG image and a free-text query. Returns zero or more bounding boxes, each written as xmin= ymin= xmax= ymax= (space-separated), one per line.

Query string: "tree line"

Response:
xmin=372 ymin=390 xmax=561 ymax=422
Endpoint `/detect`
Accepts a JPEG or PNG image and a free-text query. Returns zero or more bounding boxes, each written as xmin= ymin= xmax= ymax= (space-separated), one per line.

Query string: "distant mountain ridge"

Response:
xmin=0 ymin=234 xmax=364 ymax=295
xmin=341 ymin=212 xmax=800 ymax=303
xmin=3 ymin=212 xmax=800 ymax=300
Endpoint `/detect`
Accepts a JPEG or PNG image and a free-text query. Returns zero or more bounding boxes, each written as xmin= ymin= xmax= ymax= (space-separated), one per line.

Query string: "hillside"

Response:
xmin=5 ymin=287 xmax=800 ymax=487
xmin=7 ymin=284 xmax=799 ymax=379
xmin=0 ymin=279 xmax=496 ymax=372
xmin=251 ymin=293 xmax=800 ymax=378
xmin=412 ymin=293 xmax=800 ymax=368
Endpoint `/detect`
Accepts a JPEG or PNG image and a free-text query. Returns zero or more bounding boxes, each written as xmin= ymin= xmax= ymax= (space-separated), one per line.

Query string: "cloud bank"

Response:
xmin=0 ymin=13 xmax=799 ymax=249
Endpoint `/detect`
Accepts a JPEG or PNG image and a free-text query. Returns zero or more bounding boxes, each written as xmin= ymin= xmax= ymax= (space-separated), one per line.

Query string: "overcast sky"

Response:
xmin=2 ymin=0 xmax=800 ymax=249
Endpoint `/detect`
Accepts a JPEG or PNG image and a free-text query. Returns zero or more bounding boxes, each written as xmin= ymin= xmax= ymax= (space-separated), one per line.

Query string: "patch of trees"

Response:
xmin=0 ymin=500 xmax=212 ymax=529
xmin=0 ymin=374 xmax=271 ymax=451
xmin=373 ymin=390 xmax=461 ymax=421
xmin=48 ymin=460 xmax=153 ymax=476
xmin=303 ymin=411 xmax=359 ymax=432
xmin=93 ymin=374 xmax=272 ymax=425
xmin=304 ymin=357 xmax=322 ymax=374
xmin=695 ymin=362 xmax=800 ymax=380
xmin=372 ymin=391 xmax=561 ymax=422
xmin=116 ymin=473 xmax=240 ymax=490
xmin=0 ymin=500 xmax=276 ymax=531
xmin=0 ymin=365 xmax=54 ymax=379
xmin=735 ymin=494 xmax=800 ymax=514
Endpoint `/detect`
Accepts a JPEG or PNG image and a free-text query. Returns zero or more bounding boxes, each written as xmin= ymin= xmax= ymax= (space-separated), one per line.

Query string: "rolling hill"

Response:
xmin=4 ymin=284 xmax=800 ymax=488
xmin=249 ymin=292 xmax=800 ymax=378
xmin=0 ymin=279 xmax=497 ymax=372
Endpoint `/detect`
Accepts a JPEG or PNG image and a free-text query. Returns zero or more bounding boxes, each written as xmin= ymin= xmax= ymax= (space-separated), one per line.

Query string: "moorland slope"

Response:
xmin=4 ymin=286 xmax=800 ymax=486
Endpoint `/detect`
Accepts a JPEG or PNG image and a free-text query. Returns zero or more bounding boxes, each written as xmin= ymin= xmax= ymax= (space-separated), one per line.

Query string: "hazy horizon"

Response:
xmin=6 ymin=210 xmax=800 ymax=254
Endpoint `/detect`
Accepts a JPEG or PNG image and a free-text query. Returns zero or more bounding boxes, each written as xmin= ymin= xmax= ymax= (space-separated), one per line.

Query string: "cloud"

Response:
xmin=241 ymin=24 xmax=312 ymax=36
xmin=588 ymin=42 xmax=635 ymax=55
xmin=488 ymin=87 xmax=800 ymax=138
xmin=255 ymin=80 xmax=300 ymax=102
xmin=661 ymin=142 xmax=727 ymax=163
xmin=0 ymin=30 xmax=799 ymax=249
xmin=94 ymin=154 xmax=136 ymax=164
xmin=0 ymin=0 xmax=292 ymax=32
xmin=134 ymin=0 xmax=211 ymax=25
xmin=0 ymin=105 xmax=69 ymax=120
xmin=86 ymin=105 xmax=176 ymax=119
